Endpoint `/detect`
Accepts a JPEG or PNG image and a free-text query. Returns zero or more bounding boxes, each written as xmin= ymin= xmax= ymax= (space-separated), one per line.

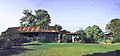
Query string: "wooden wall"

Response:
xmin=19 ymin=32 xmax=60 ymax=43
xmin=38 ymin=32 xmax=60 ymax=43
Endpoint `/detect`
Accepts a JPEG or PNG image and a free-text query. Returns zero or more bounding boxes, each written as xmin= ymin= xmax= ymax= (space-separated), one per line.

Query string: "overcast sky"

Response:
xmin=0 ymin=0 xmax=120 ymax=33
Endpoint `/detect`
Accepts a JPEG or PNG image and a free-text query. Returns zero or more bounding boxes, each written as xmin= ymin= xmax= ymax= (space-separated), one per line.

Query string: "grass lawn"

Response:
xmin=15 ymin=42 xmax=120 ymax=56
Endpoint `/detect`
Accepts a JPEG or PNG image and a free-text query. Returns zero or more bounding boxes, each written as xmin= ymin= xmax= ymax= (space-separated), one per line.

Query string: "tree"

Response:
xmin=20 ymin=9 xmax=51 ymax=27
xmin=75 ymin=29 xmax=86 ymax=42
xmin=84 ymin=26 xmax=95 ymax=43
xmin=106 ymin=18 xmax=120 ymax=42
xmin=91 ymin=25 xmax=104 ymax=43
xmin=84 ymin=25 xmax=104 ymax=43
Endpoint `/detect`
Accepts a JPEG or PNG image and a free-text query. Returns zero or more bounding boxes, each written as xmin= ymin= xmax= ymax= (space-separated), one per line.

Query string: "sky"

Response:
xmin=0 ymin=0 xmax=120 ymax=34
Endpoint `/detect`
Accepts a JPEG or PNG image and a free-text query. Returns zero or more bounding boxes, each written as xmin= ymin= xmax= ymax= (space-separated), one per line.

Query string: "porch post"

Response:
xmin=72 ymin=36 xmax=75 ymax=43
xmin=57 ymin=34 xmax=61 ymax=43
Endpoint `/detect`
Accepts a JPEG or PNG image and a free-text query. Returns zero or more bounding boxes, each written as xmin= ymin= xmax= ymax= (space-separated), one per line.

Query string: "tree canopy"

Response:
xmin=85 ymin=25 xmax=104 ymax=43
xmin=20 ymin=9 xmax=51 ymax=27
xmin=106 ymin=18 xmax=120 ymax=42
xmin=76 ymin=25 xmax=104 ymax=43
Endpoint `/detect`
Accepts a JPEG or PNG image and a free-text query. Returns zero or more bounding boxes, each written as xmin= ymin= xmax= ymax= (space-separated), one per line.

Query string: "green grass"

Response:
xmin=17 ymin=42 xmax=120 ymax=56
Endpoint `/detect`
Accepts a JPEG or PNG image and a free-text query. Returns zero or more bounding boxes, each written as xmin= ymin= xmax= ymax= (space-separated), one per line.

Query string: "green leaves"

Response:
xmin=106 ymin=18 xmax=120 ymax=38
xmin=35 ymin=20 xmax=42 ymax=26
xmin=75 ymin=25 xmax=104 ymax=43
xmin=20 ymin=9 xmax=51 ymax=27
xmin=86 ymin=25 xmax=104 ymax=43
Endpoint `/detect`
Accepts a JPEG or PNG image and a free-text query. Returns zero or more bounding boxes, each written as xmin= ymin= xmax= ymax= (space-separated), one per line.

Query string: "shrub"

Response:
xmin=0 ymin=39 xmax=6 ymax=48
xmin=109 ymin=37 xmax=118 ymax=43
xmin=1 ymin=39 xmax=12 ymax=50
xmin=12 ymin=36 xmax=31 ymax=46
xmin=101 ymin=37 xmax=118 ymax=44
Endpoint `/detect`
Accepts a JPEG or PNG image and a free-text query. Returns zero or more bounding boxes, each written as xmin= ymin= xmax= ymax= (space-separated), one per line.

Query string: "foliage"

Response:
xmin=55 ymin=24 xmax=62 ymax=31
xmin=84 ymin=25 xmax=104 ymax=43
xmin=75 ymin=29 xmax=86 ymax=38
xmin=1 ymin=39 xmax=12 ymax=50
xmin=101 ymin=37 xmax=118 ymax=44
xmin=20 ymin=9 xmax=51 ymax=27
xmin=75 ymin=25 xmax=104 ymax=43
xmin=16 ymin=43 xmax=120 ymax=56
xmin=109 ymin=37 xmax=118 ymax=43
xmin=75 ymin=29 xmax=86 ymax=42
xmin=0 ymin=39 xmax=6 ymax=48
xmin=0 ymin=32 xmax=31 ymax=46
xmin=105 ymin=18 xmax=120 ymax=42
xmin=0 ymin=32 xmax=10 ymax=39
xmin=12 ymin=36 xmax=31 ymax=46
xmin=0 ymin=31 xmax=21 ymax=39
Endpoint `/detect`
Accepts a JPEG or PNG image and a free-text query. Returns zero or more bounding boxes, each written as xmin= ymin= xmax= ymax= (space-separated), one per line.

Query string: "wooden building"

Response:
xmin=5 ymin=26 xmax=62 ymax=43
xmin=104 ymin=32 xmax=114 ymax=38
xmin=64 ymin=33 xmax=78 ymax=43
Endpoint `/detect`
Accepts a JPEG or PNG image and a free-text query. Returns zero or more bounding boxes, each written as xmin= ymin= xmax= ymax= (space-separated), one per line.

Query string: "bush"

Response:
xmin=1 ymin=39 xmax=12 ymax=50
xmin=80 ymin=38 xmax=95 ymax=43
xmin=0 ymin=39 xmax=6 ymax=48
xmin=109 ymin=37 xmax=118 ymax=43
xmin=12 ymin=36 xmax=31 ymax=46
xmin=101 ymin=37 xmax=118 ymax=44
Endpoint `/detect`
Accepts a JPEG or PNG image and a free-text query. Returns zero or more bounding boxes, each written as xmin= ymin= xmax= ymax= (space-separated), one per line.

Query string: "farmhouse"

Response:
xmin=5 ymin=25 xmax=62 ymax=43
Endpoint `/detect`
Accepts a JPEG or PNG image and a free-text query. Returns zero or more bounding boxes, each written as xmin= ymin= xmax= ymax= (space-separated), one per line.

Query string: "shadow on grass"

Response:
xmin=0 ymin=46 xmax=33 ymax=56
xmin=83 ymin=50 xmax=120 ymax=56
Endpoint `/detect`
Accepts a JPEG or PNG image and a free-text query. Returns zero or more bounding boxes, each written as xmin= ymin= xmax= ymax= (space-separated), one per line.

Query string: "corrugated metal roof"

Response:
xmin=6 ymin=26 xmax=61 ymax=33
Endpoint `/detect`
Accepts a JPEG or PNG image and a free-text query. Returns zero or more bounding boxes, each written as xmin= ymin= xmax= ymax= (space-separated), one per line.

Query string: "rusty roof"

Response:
xmin=6 ymin=26 xmax=61 ymax=33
